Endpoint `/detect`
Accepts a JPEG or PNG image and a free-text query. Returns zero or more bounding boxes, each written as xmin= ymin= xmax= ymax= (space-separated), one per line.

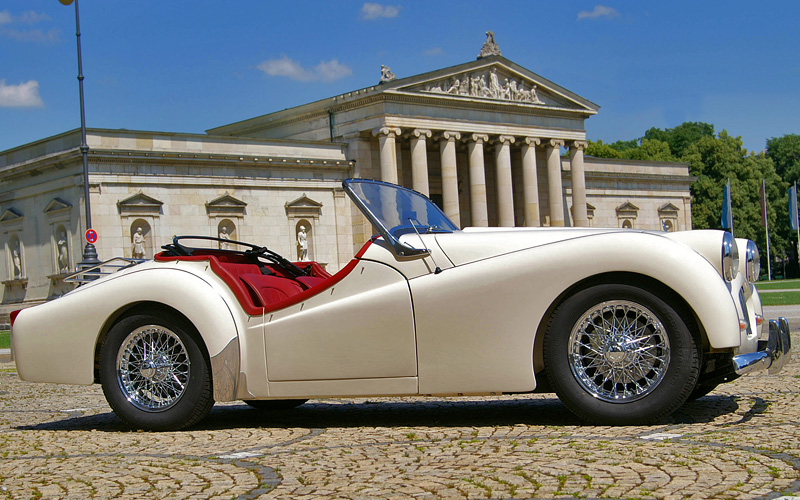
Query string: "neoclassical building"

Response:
xmin=0 ymin=37 xmax=694 ymax=315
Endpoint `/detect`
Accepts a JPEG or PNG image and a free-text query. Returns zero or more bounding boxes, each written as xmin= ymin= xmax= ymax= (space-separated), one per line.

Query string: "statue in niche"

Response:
xmin=132 ymin=227 xmax=146 ymax=259
xmin=12 ymin=245 xmax=21 ymax=279
xmin=297 ymin=226 xmax=308 ymax=261
xmin=380 ymin=65 xmax=396 ymax=83
xmin=58 ymin=231 xmax=69 ymax=273
xmin=218 ymin=226 xmax=231 ymax=250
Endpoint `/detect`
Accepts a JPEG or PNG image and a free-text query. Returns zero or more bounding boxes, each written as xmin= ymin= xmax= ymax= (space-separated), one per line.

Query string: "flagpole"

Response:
xmin=762 ymin=180 xmax=772 ymax=280
xmin=784 ymin=181 xmax=800 ymax=272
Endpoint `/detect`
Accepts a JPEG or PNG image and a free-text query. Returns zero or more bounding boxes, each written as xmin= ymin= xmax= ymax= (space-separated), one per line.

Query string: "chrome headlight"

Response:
xmin=745 ymin=240 xmax=760 ymax=282
xmin=722 ymin=232 xmax=739 ymax=281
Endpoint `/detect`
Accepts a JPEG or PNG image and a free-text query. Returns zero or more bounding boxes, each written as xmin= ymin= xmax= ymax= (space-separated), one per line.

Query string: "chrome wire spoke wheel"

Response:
xmin=116 ymin=325 xmax=191 ymax=412
xmin=568 ymin=300 xmax=670 ymax=403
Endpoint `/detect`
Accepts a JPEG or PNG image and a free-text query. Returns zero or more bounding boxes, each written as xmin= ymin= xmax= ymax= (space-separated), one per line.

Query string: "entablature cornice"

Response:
xmin=566 ymin=170 xmax=697 ymax=186
xmin=90 ymin=150 xmax=354 ymax=171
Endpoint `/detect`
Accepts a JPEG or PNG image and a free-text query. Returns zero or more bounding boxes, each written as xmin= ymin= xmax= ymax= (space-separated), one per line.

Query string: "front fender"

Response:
xmin=13 ymin=267 xmax=240 ymax=395
xmin=535 ymin=231 xmax=740 ymax=349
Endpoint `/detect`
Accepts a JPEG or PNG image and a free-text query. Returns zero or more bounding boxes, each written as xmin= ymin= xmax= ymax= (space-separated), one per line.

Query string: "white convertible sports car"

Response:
xmin=11 ymin=179 xmax=792 ymax=430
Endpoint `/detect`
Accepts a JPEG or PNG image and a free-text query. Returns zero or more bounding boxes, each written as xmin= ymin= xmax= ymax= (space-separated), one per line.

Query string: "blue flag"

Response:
xmin=789 ymin=184 xmax=798 ymax=231
xmin=721 ymin=179 xmax=733 ymax=233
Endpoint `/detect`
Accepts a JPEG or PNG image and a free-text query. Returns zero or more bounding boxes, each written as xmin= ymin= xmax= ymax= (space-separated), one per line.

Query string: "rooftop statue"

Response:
xmin=477 ymin=30 xmax=502 ymax=59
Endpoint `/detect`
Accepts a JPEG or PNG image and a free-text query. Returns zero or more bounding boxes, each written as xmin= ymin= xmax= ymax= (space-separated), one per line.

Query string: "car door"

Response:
xmin=263 ymin=259 xmax=417 ymax=385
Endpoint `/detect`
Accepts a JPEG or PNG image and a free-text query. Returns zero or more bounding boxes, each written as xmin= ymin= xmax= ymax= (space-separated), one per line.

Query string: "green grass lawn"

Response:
xmin=756 ymin=278 xmax=800 ymax=291
xmin=0 ymin=330 xmax=9 ymax=349
xmin=759 ymin=291 xmax=800 ymax=306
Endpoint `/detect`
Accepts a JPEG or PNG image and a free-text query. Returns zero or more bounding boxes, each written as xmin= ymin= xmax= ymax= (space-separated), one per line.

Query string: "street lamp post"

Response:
xmin=63 ymin=0 xmax=100 ymax=270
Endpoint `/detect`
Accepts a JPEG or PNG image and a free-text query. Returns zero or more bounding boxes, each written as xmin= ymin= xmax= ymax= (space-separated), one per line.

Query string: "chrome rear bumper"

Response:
xmin=732 ymin=317 xmax=792 ymax=376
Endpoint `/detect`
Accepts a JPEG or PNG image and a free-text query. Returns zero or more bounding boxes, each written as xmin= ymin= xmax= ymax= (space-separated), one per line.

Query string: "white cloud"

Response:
xmin=0 ymin=80 xmax=44 ymax=108
xmin=577 ymin=5 xmax=620 ymax=20
xmin=424 ymin=47 xmax=443 ymax=56
xmin=258 ymin=56 xmax=315 ymax=81
xmin=17 ymin=11 xmax=50 ymax=24
xmin=0 ymin=10 xmax=58 ymax=43
xmin=257 ymin=56 xmax=352 ymax=82
xmin=360 ymin=3 xmax=400 ymax=20
xmin=3 ymin=28 xmax=59 ymax=43
xmin=314 ymin=59 xmax=352 ymax=81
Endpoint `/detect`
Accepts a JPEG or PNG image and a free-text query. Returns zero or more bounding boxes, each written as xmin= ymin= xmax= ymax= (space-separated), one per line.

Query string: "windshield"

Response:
xmin=343 ymin=179 xmax=458 ymax=255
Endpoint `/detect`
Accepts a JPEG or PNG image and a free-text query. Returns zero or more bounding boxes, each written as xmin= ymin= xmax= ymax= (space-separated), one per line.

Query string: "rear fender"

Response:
xmin=13 ymin=267 xmax=241 ymax=401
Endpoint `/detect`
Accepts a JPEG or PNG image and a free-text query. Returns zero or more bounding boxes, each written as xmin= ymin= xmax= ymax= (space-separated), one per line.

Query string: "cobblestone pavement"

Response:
xmin=1 ymin=334 xmax=798 ymax=499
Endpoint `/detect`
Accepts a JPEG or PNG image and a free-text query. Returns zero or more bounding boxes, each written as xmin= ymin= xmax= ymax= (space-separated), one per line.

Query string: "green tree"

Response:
xmin=682 ymin=131 xmax=787 ymax=259
xmin=766 ymin=134 xmax=800 ymax=182
xmin=586 ymin=139 xmax=622 ymax=159
xmin=644 ymin=122 xmax=715 ymax=158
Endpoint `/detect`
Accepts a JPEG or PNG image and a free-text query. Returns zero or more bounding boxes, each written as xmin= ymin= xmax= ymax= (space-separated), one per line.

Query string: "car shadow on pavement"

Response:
xmin=15 ymin=395 xmax=740 ymax=432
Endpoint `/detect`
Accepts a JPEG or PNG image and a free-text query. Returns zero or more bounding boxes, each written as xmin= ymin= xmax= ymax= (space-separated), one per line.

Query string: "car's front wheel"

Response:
xmin=543 ymin=284 xmax=700 ymax=425
xmin=99 ymin=313 xmax=214 ymax=431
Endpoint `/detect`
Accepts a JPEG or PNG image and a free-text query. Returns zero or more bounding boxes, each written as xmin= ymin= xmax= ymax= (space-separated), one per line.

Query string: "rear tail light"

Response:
xmin=9 ymin=309 xmax=21 ymax=327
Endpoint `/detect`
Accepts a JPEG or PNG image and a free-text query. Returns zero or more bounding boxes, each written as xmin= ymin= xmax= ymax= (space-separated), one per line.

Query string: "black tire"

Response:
xmin=99 ymin=313 xmax=214 ymax=431
xmin=244 ymin=399 xmax=307 ymax=410
xmin=543 ymin=284 xmax=700 ymax=425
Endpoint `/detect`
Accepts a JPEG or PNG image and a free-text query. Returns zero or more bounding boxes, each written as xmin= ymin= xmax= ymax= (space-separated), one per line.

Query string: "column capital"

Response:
xmin=373 ymin=126 xmax=401 ymax=138
xmin=524 ymin=137 xmax=541 ymax=147
xmin=410 ymin=128 xmax=432 ymax=139
xmin=438 ymin=130 xmax=462 ymax=142
xmin=465 ymin=133 xmax=490 ymax=144
xmin=571 ymin=140 xmax=588 ymax=150
xmin=496 ymin=135 xmax=516 ymax=145
xmin=547 ymin=139 xmax=565 ymax=149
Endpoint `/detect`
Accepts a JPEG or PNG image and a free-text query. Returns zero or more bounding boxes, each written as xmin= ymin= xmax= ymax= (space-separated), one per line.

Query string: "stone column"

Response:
xmin=570 ymin=140 xmax=589 ymax=227
xmin=494 ymin=135 xmax=516 ymax=227
xmin=546 ymin=139 xmax=566 ymax=227
xmin=521 ymin=137 xmax=541 ymax=227
xmin=410 ymin=129 xmax=432 ymax=196
xmin=466 ymin=134 xmax=489 ymax=227
xmin=439 ymin=131 xmax=461 ymax=226
xmin=373 ymin=126 xmax=401 ymax=184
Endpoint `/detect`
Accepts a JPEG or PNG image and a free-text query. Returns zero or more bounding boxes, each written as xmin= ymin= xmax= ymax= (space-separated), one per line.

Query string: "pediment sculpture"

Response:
xmin=421 ymin=67 xmax=544 ymax=105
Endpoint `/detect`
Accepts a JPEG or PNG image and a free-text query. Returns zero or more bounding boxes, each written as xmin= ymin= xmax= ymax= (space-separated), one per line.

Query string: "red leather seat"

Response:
xmin=239 ymin=273 xmax=304 ymax=307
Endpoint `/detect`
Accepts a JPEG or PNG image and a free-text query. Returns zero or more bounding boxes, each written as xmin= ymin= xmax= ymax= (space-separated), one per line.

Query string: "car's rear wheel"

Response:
xmin=543 ymin=284 xmax=700 ymax=425
xmin=99 ymin=313 xmax=214 ymax=431
xmin=244 ymin=399 xmax=307 ymax=410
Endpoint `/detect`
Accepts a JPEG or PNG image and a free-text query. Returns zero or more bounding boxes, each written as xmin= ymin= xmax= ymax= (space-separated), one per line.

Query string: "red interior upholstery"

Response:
xmin=153 ymin=239 xmax=373 ymax=316
xmin=240 ymin=273 xmax=304 ymax=307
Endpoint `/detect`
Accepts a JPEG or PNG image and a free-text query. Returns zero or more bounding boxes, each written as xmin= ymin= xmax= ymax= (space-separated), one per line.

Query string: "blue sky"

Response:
xmin=1 ymin=1 xmax=798 ymax=154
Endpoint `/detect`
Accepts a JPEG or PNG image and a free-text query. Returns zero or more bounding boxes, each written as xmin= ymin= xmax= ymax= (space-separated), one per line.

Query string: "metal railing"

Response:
xmin=64 ymin=257 xmax=147 ymax=284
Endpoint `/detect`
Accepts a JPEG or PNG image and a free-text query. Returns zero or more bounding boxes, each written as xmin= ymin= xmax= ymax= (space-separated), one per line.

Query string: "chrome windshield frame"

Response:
xmin=342 ymin=178 xmax=458 ymax=258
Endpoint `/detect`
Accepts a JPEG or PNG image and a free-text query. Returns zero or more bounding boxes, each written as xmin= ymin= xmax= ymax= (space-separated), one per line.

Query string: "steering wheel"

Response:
xmin=162 ymin=236 xmax=308 ymax=277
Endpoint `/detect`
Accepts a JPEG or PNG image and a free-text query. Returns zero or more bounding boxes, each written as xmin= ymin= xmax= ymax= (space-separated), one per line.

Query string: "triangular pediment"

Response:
xmin=616 ymin=201 xmax=640 ymax=213
xmin=117 ymin=192 xmax=164 ymax=215
xmin=207 ymin=194 xmax=247 ymax=208
xmin=0 ymin=208 xmax=23 ymax=222
xmin=386 ymin=57 xmax=599 ymax=113
xmin=285 ymin=194 xmax=323 ymax=209
xmin=206 ymin=193 xmax=247 ymax=216
xmin=285 ymin=194 xmax=322 ymax=218
xmin=658 ymin=202 xmax=680 ymax=214
xmin=43 ymin=197 xmax=72 ymax=214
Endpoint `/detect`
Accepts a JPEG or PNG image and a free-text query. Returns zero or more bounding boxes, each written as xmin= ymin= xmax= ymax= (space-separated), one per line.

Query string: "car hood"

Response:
xmin=434 ymin=226 xmax=631 ymax=266
xmin=435 ymin=226 xmax=726 ymax=269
